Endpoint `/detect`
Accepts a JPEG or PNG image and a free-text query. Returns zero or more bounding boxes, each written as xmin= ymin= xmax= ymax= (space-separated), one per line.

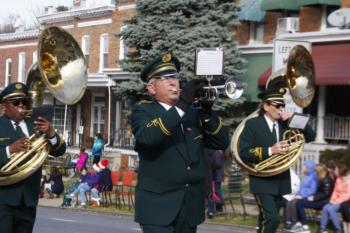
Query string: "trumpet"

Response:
xmin=199 ymin=77 xmax=244 ymax=101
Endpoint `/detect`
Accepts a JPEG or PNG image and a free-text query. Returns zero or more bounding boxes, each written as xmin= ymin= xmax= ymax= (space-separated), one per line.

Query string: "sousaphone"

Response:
xmin=231 ymin=45 xmax=315 ymax=177
xmin=0 ymin=27 xmax=87 ymax=185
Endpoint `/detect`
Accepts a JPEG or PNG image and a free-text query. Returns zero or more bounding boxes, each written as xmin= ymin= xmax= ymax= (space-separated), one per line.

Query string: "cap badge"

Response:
xmin=162 ymin=53 xmax=171 ymax=63
xmin=15 ymin=84 xmax=22 ymax=90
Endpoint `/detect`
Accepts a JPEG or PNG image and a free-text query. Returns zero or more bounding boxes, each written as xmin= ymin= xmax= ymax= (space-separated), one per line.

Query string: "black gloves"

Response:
xmin=198 ymin=100 xmax=213 ymax=122
xmin=176 ymin=78 xmax=207 ymax=112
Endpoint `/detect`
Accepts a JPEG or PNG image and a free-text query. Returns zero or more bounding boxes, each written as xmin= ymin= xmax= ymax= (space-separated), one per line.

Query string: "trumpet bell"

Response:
xmin=225 ymin=79 xmax=243 ymax=100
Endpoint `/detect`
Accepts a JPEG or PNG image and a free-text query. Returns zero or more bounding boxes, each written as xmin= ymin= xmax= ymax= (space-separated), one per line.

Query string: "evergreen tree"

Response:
xmin=115 ymin=0 xmax=245 ymax=129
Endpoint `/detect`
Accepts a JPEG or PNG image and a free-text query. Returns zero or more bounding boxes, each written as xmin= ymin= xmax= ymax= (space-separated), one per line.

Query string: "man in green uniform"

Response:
xmin=130 ymin=53 xmax=229 ymax=233
xmin=239 ymin=88 xmax=315 ymax=233
xmin=0 ymin=82 xmax=66 ymax=233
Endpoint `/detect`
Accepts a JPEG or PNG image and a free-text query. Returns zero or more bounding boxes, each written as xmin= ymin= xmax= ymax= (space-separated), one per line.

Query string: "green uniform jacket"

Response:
xmin=130 ymin=101 xmax=229 ymax=226
xmin=239 ymin=114 xmax=315 ymax=195
xmin=0 ymin=116 xmax=66 ymax=207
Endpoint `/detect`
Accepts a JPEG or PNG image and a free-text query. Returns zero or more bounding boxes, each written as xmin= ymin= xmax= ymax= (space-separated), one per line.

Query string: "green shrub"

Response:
xmin=319 ymin=145 xmax=350 ymax=168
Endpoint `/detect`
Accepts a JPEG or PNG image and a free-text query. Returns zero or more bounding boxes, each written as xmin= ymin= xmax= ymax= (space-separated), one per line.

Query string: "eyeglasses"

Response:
xmin=5 ymin=98 xmax=31 ymax=107
xmin=153 ymin=75 xmax=179 ymax=81
xmin=269 ymin=103 xmax=285 ymax=109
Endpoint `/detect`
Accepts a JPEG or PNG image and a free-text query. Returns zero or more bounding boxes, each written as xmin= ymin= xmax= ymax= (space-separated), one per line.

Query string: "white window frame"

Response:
xmin=5 ymin=58 xmax=12 ymax=86
xmin=82 ymin=35 xmax=90 ymax=67
xmin=99 ymin=33 xmax=109 ymax=72
xmin=32 ymin=51 xmax=37 ymax=64
xmin=91 ymin=94 xmax=105 ymax=136
xmin=18 ymin=52 xmax=26 ymax=83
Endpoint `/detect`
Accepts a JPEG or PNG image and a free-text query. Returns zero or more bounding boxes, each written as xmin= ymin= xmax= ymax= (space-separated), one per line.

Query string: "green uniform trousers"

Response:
xmin=0 ymin=204 xmax=36 ymax=233
xmin=140 ymin=200 xmax=197 ymax=233
xmin=254 ymin=193 xmax=283 ymax=233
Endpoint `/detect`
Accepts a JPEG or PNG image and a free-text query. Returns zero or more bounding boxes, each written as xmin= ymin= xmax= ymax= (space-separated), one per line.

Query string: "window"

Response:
xmin=52 ymin=105 xmax=72 ymax=145
xmin=99 ymin=34 xmax=109 ymax=71
xmin=92 ymin=95 xmax=105 ymax=136
xmin=18 ymin=52 xmax=26 ymax=83
xmin=32 ymin=51 xmax=37 ymax=64
xmin=249 ymin=22 xmax=264 ymax=44
xmin=5 ymin=59 xmax=12 ymax=86
xmin=82 ymin=35 xmax=90 ymax=67
xmin=119 ymin=26 xmax=128 ymax=62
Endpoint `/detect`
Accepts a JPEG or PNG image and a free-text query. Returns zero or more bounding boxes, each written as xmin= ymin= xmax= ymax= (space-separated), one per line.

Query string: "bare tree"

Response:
xmin=0 ymin=14 xmax=22 ymax=33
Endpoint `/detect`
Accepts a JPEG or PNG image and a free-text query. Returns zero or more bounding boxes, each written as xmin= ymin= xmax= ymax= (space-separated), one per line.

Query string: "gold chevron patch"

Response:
xmin=250 ymin=147 xmax=262 ymax=161
xmin=146 ymin=118 xmax=171 ymax=136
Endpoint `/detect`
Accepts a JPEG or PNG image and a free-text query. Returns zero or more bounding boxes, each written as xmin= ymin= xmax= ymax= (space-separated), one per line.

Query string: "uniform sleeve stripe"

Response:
xmin=157 ymin=118 xmax=171 ymax=136
xmin=205 ymin=119 xmax=223 ymax=135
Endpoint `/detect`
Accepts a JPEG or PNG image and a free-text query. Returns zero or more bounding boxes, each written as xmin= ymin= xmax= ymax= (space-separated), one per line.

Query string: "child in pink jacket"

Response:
xmin=319 ymin=164 xmax=350 ymax=233
xmin=76 ymin=147 xmax=88 ymax=172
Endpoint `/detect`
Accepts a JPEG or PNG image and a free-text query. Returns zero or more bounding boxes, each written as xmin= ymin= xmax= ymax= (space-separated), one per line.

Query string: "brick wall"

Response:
xmin=81 ymin=89 xmax=93 ymax=147
xmin=299 ymin=6 xmax=322 ymax=32
xmin=0 ymin=39 xmax=37 ymax=86
xmin=342 ymin=0 xmax=350 ymax=7
xmin=236 ymin=21 xmax=250 ymax=45
xmin=263 ymin=11 xmax=282 ymax=44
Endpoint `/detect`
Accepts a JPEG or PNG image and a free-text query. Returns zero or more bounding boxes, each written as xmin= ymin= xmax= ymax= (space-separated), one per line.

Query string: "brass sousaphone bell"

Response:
xmin=0 ymin=27 xmax=88 ymax=186
xmin=231 ymin=45 xmax=315 ymax=177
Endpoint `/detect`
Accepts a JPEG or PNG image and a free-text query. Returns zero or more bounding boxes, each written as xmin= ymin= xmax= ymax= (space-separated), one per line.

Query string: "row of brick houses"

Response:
xmin=0 ymin=0 xmax=350 ymax=170
xmin=0 ymin=0 xmax=138 ymax=170
xmin=0 ymin=0 xmax=135 ymax=149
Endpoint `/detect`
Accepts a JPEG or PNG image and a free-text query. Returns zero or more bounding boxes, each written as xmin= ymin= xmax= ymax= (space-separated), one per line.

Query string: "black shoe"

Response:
xmin=284 ymin=222 xmax=293 ymax=230
xmin=216 ymin=203 xmax=223 ymax=212
xmin=207 ymin=212 xmax=214 ymax=219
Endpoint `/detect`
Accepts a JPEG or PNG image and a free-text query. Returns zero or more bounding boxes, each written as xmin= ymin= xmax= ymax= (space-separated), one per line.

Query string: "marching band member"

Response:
xmin=130 ymin=53 xmax=229 ymax=233
xmin=0 ymin=82 xmax=66 ymax=233
xmin=239 ymin=88 xmax=315 ymax=233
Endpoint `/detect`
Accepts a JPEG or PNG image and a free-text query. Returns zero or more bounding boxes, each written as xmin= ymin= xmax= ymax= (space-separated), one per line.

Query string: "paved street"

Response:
xmin=33 ymin=207 xmax=257 ymax=233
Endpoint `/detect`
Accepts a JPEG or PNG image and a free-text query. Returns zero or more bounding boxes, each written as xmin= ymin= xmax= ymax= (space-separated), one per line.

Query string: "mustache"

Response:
xmin=169 ymin=88 xmax=179 ymax=94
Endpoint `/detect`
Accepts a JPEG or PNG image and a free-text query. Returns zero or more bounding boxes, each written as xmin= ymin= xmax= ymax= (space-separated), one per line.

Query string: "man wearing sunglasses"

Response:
xmin=0 ymin=82 xmax=66 ymax=233
xmin=130 ymin=53 xmax=229 ymax=233
xmin=239 ymin=87 xmax=315 ymax=233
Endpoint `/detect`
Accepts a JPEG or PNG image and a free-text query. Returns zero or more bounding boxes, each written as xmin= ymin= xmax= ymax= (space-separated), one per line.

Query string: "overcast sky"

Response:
xmin=0 ymin=0 xmax=72 ymax=27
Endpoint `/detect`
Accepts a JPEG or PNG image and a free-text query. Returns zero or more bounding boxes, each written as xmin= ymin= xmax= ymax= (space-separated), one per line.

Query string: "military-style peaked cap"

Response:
xmin=0 ymin=82 xmax=29 ymax=103
xmin=258 ymin=87 xmax=286 ymax=105
xmin=140 ymin=53 xmax=180 ymax=82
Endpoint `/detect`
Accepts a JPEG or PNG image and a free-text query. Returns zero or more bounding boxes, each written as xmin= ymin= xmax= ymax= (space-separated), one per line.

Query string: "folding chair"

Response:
xmin=222 ymin=165 xmax=247 ymax=219
xmin=118 ymin=170 xmax=135 ymax=210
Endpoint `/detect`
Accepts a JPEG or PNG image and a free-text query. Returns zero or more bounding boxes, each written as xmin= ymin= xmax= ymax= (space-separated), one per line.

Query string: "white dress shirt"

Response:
xmin=158 ymin=101 xmax=185 ymax=118
xmin=264 ymin=115 xmax=280 ymax=156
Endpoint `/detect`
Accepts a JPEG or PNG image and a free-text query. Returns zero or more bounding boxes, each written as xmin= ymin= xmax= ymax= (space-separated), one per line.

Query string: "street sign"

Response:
xmin=273 ymin=39 xmax=312 ymax=113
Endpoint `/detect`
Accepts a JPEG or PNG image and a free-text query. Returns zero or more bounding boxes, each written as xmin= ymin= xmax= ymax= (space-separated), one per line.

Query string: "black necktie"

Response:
xmin=15 ymin=122 xmax=25 ymax=137
xmin=272 ymin=122 xmax=277 ymax=142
